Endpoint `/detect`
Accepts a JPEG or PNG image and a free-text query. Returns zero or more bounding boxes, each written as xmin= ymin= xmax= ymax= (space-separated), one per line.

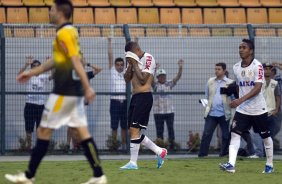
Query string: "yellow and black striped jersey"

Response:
xmin=52 ymin=23 xmax=83 ymax=96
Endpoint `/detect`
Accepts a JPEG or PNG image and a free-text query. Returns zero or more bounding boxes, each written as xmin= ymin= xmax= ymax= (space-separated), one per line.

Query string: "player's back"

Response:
xmin=233 ymin=59 xmax=267 ymax=115
xmin=52 ymin=23 xmax=83 ymax=96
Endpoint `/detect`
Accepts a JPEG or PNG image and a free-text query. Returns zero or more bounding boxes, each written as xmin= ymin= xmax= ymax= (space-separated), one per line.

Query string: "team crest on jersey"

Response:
xmin=247 ymin=70 xmax=254 ymax=78
xmin=271 ymin=83 xmax=276 ymax=88
xmin=241 ymin=70 xmax=245 ymax=77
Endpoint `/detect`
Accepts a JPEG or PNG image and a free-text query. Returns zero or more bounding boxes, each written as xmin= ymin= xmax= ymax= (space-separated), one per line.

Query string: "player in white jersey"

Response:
xmin=219 ymin=39 xmax=274 ymax=173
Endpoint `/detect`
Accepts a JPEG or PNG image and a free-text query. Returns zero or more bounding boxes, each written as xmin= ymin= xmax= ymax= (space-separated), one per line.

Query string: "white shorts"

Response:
xmin=40 ymin=93 xmax=87 ymax=129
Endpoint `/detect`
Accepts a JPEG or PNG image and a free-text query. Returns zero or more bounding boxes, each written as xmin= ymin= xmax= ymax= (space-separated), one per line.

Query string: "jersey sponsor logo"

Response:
xmin=239 ymin=81 xmax=255 ymax=86
xmin=145 ymin=56 xmax=152 ymax=70
xmin=258 ymin=64 xmax=263 ymax=80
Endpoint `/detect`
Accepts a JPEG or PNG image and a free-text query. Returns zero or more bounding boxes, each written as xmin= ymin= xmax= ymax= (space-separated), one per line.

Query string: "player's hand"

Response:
xmin=16 ymin=71 xmax=32 ymax=83
xmin=270 ymin=109 xmax=278 ymax=116
xmin=127 ymin=58 xmax=138 ymax=65
xmin=85 ymin=87 xmax=96 ymax=103
xmin=25 ymin=56 xmax=33 ymax=65
xmin=229 ymin=99 xmax=242 ymax=108
xmin=178 ymin=59 xmax=184 ymax=68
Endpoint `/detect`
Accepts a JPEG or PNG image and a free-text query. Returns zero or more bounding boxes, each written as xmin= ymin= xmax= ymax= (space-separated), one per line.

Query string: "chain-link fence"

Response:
xmin=0 ymin=23 xmax=282 ymax=154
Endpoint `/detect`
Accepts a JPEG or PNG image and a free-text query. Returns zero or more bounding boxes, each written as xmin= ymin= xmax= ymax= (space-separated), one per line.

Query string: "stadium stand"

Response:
xmin=239 ymin=0 xmax=261 ymax=7
xmin=218 ymin=0 xmax=240 ymax=7
xmin=7 ymin=8 xmax=28 ymax=23
xmin=131 ymin=0 xmax=154 ymax=7
xmin=71 ymin=0 xmax=88 ymax=7
xmin=182 ymin=8 xmax=203 ymax=24
xmin=203 ymin=8 xmax=224 ymax=24
xmin=44 ymin=0 xmax=54 ymax=6
xmin=88 ymin=0 xmax=111 ymax=7
xmin=116 ymin=8 xmax=137 ymax=24
xmin=73 ymin=8 xmax=94 ymax=24
xmin=138 ymin=8 xmax=159 ymax=24
xmin=153 ymin=0 xmax=175 ymax=7
xmin=269 ymin=8 xmax=282 ymax=23
xmin=1 ymin=0 xmax=23 ymax=6
xmin=160 ymin=8 xmax=181 ymax=24
xmin=0 ymin=7 xmax=6 ymax=23
xmin=79 ymin=27 xmax=101 ymax=37
xmin=23 ymin=0 xmax=45 ymax=6
xmin=35 ymin=27 xmax=56 ymax=37
xmin=247 ymin=8 xmax=268 ymax=24
xmin=110 ymin=0 xmax=131 ymax=7
xmin=95 ymin=8 xmax=116 ymax=24
xmin=174 ymin=0 xmax=197 ymax=7
xmin=261 ymin=0 xmax=282 ymax=7
xmin=197 ymin=0 xmax=218 ymax=7
xmin=225 ymin=8 xmax=246 ymax=24
xmin=29 ymin=8 xmax=50 ymax=23
xmin=255 ymin=28 xmax=276 ymax=36
xmin=14 ymin=28 xmax=34 ymax=37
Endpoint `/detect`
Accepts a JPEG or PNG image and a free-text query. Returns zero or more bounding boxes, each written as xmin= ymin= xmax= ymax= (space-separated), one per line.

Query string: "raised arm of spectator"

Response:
xmin=18 ymin=56 xmax=33 ymax=75
xmin=172 ymin=59 xmax=184 ymax=85
xmin=108 ymin=37 xmax=113 ymax=70
xmin=88 ymin=63 xmax=102 ymax=76
xmin=272 ymin=62 xmax=282 ymax=70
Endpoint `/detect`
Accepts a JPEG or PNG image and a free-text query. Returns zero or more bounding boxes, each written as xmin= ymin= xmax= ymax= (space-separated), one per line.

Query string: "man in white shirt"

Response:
xmin=108 ymin=38 xmax=127 ymax=150
xmin=18 ymin=56 xmax=50 ymax=151
xmin=220 ymin=39 xmax=274 ymax=174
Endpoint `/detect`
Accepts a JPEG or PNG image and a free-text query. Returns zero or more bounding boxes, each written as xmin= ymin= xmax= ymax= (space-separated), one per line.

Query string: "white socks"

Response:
xmin=263 ymin=137 xmax=273 ymax=167
xmin=141 ymin=135 xmax=163 ymax=155
xmin=229 ymin=132 xmax=241 ymax=166
xmin=129 ymin=142 xmax=140 ymax=165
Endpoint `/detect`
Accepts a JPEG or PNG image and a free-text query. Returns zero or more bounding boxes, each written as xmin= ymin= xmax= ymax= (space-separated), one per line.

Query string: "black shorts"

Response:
xmin=231 ymin=111 xmax=270 ymax=138
xmin=24 ymin=103 xmax=44 ymax=133
xmin=128 ymin=92 xmax=153 ymax=130
xmin=110 ymin=99 xmax=127 ymax=130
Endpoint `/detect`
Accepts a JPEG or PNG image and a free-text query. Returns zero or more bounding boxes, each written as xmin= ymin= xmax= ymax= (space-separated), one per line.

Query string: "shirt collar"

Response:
xmin=56 ymin=22 xmax=72 ymax=32
xmin=215 ymin=76 xmax=227 ymax=82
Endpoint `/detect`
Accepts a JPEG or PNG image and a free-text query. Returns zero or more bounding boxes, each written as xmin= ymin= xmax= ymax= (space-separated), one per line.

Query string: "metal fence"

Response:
xmin=0 ymin=23 xmax=282 ymax=154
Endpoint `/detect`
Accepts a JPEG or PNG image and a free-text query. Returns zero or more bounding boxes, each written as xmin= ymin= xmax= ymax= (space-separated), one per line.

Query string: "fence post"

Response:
xmin=0 ymin=24 xmax=5 ymax=155
xmin=247 ymin=24 xmax=255 ymax=57
xmin=123 ymin=24 xmax=131 ymax=153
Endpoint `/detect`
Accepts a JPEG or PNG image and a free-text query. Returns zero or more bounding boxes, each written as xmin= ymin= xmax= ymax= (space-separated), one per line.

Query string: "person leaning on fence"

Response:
xmin=107 ymin=37 xmax=127 ymax=150
xmin=66 ymin=52 xmax=102 ymax=153
xmin=198 ymin=62 xmax=234 ymax=157
xmin=18 ymin=56 xmax=51 ymax=151
xmin=153 ymin=59 xmax=183 ymax=150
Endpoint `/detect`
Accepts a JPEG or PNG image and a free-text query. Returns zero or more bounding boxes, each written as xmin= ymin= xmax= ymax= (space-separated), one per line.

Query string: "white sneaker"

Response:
xmin=5 ymin=172 xmax=34 ymax=184
xmin=81 ymin=175 xmax=107 ymax=184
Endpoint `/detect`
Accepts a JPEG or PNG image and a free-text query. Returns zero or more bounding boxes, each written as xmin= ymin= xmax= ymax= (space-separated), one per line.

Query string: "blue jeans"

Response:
xmin=199 ymin=115 xmax=229 ymax=156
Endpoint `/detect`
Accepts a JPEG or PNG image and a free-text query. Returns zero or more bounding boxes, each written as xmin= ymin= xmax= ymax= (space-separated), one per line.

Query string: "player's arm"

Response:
xmin=131 ymin=60 xmax=151 ymax=85
xmin=17 ymin=58 xmax=55 ymax=83
xmin=124 ymin=62 xmax=133 ymax=83
xmin=172 ymin=59 xmax=184 ymax=85
xmin=108 ymin=37 xmax=113 ymax=70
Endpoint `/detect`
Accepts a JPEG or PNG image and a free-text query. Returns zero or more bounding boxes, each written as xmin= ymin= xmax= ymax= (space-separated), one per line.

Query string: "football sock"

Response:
xmin=141 ymin=135 xmax=163 ymax=155
xmin=228 ymin=132 xmax=241 ymax=166
xmin=130 ymin=135 xmax=145 ymax=165
xmin=263 ymin=137 xmax=273 ymax=167
xmin=25 ymin=139 xmax=49 ymax=179
xmin=81 ymin=138 xmax=103 ymax=177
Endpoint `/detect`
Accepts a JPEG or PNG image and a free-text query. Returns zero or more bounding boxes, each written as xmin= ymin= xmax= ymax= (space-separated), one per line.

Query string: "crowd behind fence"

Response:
xmin=0 ymin=23 xmax=282 ymax=154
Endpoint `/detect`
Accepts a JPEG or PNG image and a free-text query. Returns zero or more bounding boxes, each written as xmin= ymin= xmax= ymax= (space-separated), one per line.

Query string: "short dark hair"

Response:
xmin=125 ymin=41 xmax=139 ymax=52
xmin=31 ymin=60 xmax=41 ymax=67
xmin=215 ymin=62 xmax=226 ymax=70
xmin=272 ymin=68 xmax=277 ymax=75
xmin=242 ymin=39 xmax=254 ymax=50
xmin=54 ymin=0 xmax=73 ymax=20
xmin=115 ymin=57 xmax=124 ymax=64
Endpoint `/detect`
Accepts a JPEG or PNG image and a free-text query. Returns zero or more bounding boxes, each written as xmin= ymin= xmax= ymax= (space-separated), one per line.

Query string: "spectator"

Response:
xmin=66 ymin=53 xmax=102 ymax=153
xmin=153 ymin=59 xmax=183 ymax=150
xmin=198 ymin=63 xmax=234 ymax=157
xmin=108 ymin=38 xmax=127 ymax=150
xmin=18 ymin=56 xmax=51 ymax=151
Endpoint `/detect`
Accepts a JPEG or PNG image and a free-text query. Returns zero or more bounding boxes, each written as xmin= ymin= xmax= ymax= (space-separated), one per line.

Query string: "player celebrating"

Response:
xmin=220 ymin=39 xmax=274 ymax=173
xmin=5 ymin=1 xmax=106 ymax=184
xmin=120 ymin=41 xmax=167 ymax=170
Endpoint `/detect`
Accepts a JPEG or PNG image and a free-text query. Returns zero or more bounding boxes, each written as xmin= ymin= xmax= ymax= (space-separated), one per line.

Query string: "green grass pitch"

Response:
xmin=0 ymin=158 xmax=281 ymax=184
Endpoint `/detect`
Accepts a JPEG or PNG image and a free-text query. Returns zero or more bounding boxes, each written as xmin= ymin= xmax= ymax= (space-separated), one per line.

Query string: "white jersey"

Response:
xmin=26 ymin=74 xmax=49 ymax=105
xmin=110 ymin=66 xmax=126 ymax=100
xmin=233 ymin=59 xmax=267 ymax=115
xmin=139 ymin=53 xmax=156 ymax=76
